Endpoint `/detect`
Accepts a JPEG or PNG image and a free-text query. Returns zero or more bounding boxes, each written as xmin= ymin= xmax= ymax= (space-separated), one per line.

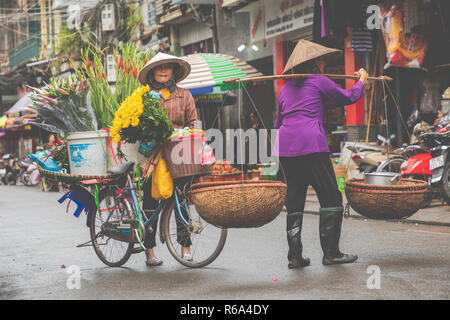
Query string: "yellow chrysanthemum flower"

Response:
xmin=109 ymin=85 xmax=150 ymax=141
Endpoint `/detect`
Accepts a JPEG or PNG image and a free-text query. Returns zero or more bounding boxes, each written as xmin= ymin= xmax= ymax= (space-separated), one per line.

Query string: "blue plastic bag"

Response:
xmin=27 ymin=153 xmax=61 ymax=172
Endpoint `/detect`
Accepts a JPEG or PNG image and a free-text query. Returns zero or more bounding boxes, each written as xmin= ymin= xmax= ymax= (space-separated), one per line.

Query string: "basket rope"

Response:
xmin=345 ymin=178 xmax=428 ymax=219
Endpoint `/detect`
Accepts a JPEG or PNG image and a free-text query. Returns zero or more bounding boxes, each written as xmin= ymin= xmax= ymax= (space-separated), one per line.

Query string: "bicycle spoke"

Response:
xmin=90 ymin=186 xmax=133 ymax=267
xmin=164 ymin=199 xmax=227 ymax=268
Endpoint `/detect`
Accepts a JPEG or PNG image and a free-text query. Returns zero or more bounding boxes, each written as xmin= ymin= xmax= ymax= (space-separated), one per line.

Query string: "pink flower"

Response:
xmin=42 ymin=96 xmax=57 ymax=104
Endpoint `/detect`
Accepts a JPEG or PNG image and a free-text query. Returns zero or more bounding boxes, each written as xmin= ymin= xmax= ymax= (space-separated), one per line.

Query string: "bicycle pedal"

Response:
xmin=131 ymin=247 xmax=145 ymax=254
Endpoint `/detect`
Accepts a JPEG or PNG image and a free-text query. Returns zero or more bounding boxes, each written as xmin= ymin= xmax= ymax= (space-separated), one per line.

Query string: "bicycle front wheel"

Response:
xmin=162 ymin=199 xmax=227 ymax=268
xmin=89 ymin=186 xmax=134 ymax=267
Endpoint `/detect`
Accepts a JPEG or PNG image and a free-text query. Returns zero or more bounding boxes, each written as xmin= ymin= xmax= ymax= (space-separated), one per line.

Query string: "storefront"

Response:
xmin=179 ymin=20 xmax=215 ymax=55
xmin=269 ymin=0 xmax=449 ymax=148
xmin=216 ymin=0 xmax=276 ymax=131
xmin=379 ymin=0 xmax=450 ymax=146
xmin=266 ymin=0 xmax=349 ymax=152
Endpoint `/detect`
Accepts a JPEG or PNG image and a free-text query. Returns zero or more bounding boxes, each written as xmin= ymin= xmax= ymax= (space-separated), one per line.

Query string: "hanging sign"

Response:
xmin=263 ymin=0 xmax=314 ymax=39
xmin=248 ymin=2 xmax=265 ymax=43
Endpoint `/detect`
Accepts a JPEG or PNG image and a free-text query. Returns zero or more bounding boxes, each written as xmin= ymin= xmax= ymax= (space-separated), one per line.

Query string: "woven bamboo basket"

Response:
xmin=38 ymin=168 xmax=121 ymax=184
xmin=189 ymin=180 xmax=287 ymax=228
xmin=162 ymin=137 xmax=212 ymax=179
xmin=345 ymin=179 xmax=428 ymax=220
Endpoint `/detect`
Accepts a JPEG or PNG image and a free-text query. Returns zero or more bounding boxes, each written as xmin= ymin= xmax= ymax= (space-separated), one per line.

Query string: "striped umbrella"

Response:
xmin=178 ymin=53 xmax=264 ymax=96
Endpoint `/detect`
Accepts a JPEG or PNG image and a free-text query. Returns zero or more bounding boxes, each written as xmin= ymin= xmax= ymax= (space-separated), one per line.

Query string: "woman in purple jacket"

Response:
xmin=274 ymin=60 xmax=369 ymax=268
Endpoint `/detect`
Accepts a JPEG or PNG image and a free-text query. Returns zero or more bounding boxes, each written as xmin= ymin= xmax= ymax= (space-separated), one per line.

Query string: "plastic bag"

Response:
xmin=151 ymin=157 xmax=173 ymax=200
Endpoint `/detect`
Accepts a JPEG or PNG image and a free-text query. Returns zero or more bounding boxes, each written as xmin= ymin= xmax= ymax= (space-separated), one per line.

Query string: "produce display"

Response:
xmin=212 ymin=160 xmax=242 ymax=176
xmin=196 ymin=160 xmax=262 ymax=183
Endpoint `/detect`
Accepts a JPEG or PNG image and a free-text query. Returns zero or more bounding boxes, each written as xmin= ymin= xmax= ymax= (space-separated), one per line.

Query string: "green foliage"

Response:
xmin=121 ymin=93 xmax=173 ymax=144
xmin=79 ymin=47 xmax=117 ymax=129
xmin=55 ymin=25 xmax=95 ymax=57
xmin=113 ymin=42 xmax=153 ymax=108
xmin=77 ymin=42 xmax=154 ymax=129
xmin=52 ymin=143 xmax=70 ymax=171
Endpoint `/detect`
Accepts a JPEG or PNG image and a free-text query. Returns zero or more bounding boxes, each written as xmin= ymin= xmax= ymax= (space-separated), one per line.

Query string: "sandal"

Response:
xmin=146 ymin=257 xmax=163 ymax=266
xmin=182 ymin=253 xmax=193 ymax=261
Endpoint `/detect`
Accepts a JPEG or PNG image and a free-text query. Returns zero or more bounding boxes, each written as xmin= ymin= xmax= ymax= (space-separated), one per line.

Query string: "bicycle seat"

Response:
xmin=108 ymin=161 xmax=135 ymax=176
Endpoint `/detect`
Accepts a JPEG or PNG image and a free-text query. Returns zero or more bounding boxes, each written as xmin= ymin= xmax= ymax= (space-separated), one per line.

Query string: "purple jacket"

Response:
xmin=273 ymin=75 xmax=365 ymax=157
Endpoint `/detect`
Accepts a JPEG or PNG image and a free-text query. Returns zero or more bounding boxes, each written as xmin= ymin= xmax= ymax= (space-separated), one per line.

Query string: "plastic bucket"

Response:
xmin=106 ymin=140 xmax=147 ymax=173
xmin=66 ymin=130 xmax=108 ymax=176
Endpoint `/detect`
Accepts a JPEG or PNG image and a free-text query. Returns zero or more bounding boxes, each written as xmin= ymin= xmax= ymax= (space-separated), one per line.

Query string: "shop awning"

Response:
xmin=4 ymin=92 xmax=34 ymax=117
xmin=178 ymin=53 xmax=264 ymax=96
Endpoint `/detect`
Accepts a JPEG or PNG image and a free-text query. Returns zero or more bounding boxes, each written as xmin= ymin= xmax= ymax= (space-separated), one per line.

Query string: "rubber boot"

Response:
xmin=319 ymin=207 xmax=358 ymax=265
xmin=287 ymin=212 xmax=310 ymax=268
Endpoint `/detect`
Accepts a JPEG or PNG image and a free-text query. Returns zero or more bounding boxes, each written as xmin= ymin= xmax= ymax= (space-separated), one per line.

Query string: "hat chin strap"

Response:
xmin=147 ymin=74 xmax=177 ymax=92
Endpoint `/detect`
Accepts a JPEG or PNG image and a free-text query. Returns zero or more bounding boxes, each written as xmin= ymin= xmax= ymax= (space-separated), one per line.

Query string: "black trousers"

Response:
xmin=279 ymin=153 xmax=343 ymax=214
xmin=142 ymin=180 xmax=192 ymax=249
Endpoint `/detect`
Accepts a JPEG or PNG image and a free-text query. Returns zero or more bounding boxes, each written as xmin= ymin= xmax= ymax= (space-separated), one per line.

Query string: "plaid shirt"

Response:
xmin=157 ymin=86 xmax=198 ymax=129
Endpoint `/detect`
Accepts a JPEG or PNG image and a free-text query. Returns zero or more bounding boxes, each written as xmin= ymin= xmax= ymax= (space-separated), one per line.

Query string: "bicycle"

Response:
xmin=81 ymin=161 xmax=227 ymax=268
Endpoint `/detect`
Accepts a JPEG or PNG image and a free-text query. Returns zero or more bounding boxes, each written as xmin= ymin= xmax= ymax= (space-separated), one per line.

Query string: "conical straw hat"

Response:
xmin=138 ymin=52 xmax=191 ymax=85
xmin=282 ymin=39 xmax=342 ymax=74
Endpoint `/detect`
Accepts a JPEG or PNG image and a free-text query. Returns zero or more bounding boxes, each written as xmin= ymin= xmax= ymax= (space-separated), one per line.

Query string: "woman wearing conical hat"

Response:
xmin=274 ymin=40 xmax=369 ymax=268
xmin=138 ymin=52 xmax=197 ymax=266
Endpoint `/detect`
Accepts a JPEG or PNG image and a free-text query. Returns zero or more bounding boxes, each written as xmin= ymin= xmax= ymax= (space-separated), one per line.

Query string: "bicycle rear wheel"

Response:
xmin=163 ymin=198 xmax=227 ymax=268
xmin=89 ymin=186 xmax=134 ymax=267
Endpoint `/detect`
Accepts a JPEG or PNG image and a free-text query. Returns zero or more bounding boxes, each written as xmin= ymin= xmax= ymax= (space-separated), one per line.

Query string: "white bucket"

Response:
xmin=106 ymin=140 xmax=147 ymax=173
xmin=66 ymin=130 xmax=108 ymax=176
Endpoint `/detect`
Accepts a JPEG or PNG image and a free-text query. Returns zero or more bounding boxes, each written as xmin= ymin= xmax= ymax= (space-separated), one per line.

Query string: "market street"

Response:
xmin=1 ymin=184 xmax=449 ymax=300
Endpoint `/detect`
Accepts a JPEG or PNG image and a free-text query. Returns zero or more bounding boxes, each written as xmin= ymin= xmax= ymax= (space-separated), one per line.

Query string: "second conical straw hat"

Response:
xmin=282 ymin=39 xmax=342 ymax=74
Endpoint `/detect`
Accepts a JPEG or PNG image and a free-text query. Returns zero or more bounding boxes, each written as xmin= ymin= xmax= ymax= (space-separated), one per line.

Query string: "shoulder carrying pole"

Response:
xmin=223 ymin=74 xmax=393 ymax=84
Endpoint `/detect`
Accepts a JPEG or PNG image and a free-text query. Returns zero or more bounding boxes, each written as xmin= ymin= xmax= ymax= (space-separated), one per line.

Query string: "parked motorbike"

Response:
xmin=41 ymin=175 xmax=59 ymax=192
xmin=26 ymin=151 xmax=59 ymax=191
xmin=387 ymin=129 xmax=450 ymax=206
xmin=0 ymin=154 xmax=18 ymax=185
xmin=420 ymin=131 xmax=450 ymax=205
xmin=19 ymin=159 xmax=41 ymax=186
xmin=348 ymin=143 xmax=405 ymax=175
xmin=394 ymin=144 xmax=434 ymax=207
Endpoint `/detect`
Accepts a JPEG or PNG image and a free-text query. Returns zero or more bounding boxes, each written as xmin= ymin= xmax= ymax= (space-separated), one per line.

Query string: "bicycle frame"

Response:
xmin=83 ymin=169 xmax=227 ymax=268
xmin=109 ymin=173 xmax=193 ymax=247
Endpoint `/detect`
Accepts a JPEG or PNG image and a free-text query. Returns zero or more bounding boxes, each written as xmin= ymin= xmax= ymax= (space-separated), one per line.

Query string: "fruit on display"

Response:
xmin=212 ymin=160 xmax=242 ymax=176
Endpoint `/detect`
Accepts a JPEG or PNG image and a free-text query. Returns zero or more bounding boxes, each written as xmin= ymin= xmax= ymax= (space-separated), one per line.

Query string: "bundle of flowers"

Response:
xmin=110 ymin=85 xmax=173 ymax=145
xmin=80 ymin=43 xmax=154 ymax=129
xmin=29 ymin=75 xmax=96 ymax=134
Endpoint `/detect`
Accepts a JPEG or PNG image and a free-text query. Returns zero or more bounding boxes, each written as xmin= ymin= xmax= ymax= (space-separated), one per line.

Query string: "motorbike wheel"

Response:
xmin=376 ymin=158 xmax=405 ymax=173
xmin=421 ymin=187 xmax=433 ymax=208
xmin=439 ymin=161 xmax=450 ymax=205
xmin=20 ymin=172 xmax=29 ymax=186
xmin=6 ymin=172 xmax=16 ymax=185
xmin=41 ymin=178 xmax=58 ymax=192
xmin=41 ymin=179 xmax=51 ymax=192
